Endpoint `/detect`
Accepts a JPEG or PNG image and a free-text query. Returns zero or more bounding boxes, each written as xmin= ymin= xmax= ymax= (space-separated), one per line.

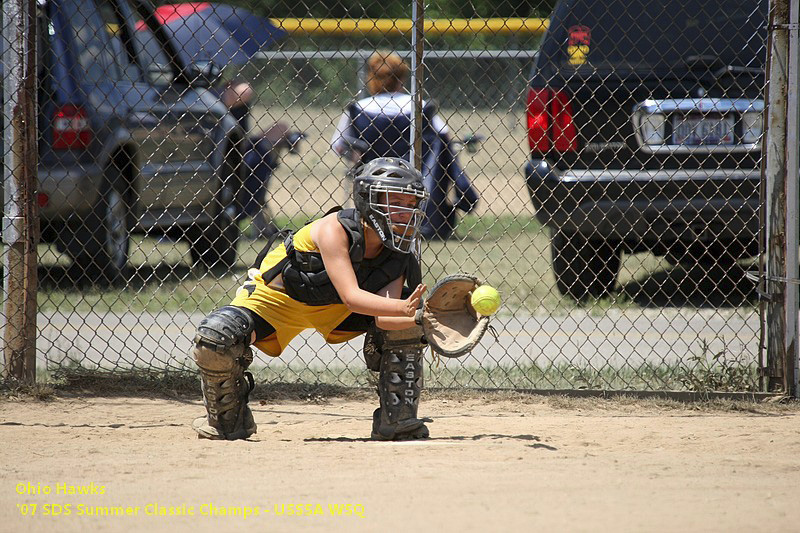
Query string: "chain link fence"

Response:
xmin=2 ymin=0 xmax=774 ymax=392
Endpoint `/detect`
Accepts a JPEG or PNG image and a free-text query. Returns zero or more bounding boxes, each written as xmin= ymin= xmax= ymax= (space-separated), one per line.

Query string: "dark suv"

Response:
xmin=2 ymin=0 xmax=244 ymax=281
xmin=524 ymin=0 xmax=766 ymax=299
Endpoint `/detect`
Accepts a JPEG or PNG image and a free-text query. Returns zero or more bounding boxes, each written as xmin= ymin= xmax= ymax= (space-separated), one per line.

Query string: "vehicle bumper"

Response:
xmin=38 ymin=164 xmax=103 ymax=220
xmin=524 ymin=159 xmax=760 ymax=247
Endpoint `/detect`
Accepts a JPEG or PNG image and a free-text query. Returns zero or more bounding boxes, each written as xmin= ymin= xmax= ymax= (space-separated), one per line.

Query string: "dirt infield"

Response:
xmin=2 ymin=393 xmax=799 ymax=532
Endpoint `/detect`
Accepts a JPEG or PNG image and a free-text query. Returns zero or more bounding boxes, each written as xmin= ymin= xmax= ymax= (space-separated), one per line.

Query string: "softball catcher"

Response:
xmin=191 ymin=157 xmax=489 ymax=441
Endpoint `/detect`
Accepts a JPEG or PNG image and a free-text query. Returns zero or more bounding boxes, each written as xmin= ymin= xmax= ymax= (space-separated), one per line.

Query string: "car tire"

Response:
xmin=551 ymin=232 xmax=620 ymax=300
xmin=58 ymin=177 xmax=132 ymax=284
xmin=185 ymin=144 xmax=242 ymax=272
xmin=187 ymin=208 xmax=239 ymax=272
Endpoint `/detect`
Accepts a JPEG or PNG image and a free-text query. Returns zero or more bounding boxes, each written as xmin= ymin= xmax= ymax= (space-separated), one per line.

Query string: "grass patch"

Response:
xmin=424 ymin=358 xmax=760 ymax=392
xmin=17 ymin=353 xmax=761 ymax=399
xmin=5 ymin=370 xmax=790 ymax=415
xmin=34 ymin=214 xmax=567 ymax=314
xmin=21 ymin=366 xmax=363 ymax=402
xmin=454 ymin=213 xmax=543 ymax=238
xmin=49 ymin=367 xmax=200 ymax=397
xmin=34 ymin=213 xmax=755 ymax=315
xmin=677 ymin=339 xmax=758 ymax=393
xmin=0 ymin=380 xmax=57 ymax=401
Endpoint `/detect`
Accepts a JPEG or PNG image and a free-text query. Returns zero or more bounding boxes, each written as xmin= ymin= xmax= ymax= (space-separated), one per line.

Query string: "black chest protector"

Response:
xmin=279 ymin=208 xmax=419 ymax=306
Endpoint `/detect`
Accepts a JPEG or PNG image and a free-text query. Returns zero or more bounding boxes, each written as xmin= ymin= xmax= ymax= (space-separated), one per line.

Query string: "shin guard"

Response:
xmin=191 ymin=307 xmax=257 ymax=440
xmin=192 ymin=342 xmax=256 ymax=440
xmin=371 ymin=325 xmax=430 ymax=441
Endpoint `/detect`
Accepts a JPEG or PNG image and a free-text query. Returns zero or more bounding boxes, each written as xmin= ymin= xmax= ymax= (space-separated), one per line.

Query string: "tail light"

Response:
xmin=53 ymin=105 xmax=91 ymax=149
xmin=527 ymin=88 xmax=550 ymax=152
xmin=527 ymin=88 xmax=577 ymax=154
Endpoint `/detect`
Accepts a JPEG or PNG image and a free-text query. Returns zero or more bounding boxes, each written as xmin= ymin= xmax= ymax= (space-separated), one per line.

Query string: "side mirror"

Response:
xmin=181 ymin=60 xmax=221 ymax=87
xmin=145 ymin=63 xmax=175 ymax=85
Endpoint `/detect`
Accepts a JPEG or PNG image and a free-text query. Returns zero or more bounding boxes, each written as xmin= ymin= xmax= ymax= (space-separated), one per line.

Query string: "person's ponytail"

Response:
xmin=366 ymin=51 xmax=409 ymax=95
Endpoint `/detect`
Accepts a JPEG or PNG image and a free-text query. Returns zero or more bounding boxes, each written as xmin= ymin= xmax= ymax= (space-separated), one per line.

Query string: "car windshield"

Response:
xmin=560 ymin=0 xmax=767 ymax=74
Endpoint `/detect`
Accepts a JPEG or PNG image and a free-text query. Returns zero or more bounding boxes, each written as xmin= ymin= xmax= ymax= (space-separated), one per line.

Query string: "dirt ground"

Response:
xmin=2 ymin=392 xmax=799 ymax=533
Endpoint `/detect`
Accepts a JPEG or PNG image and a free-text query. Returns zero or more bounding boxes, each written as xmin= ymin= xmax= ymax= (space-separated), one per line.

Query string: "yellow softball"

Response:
xmin=470 ymin=285 xmax=501 ymax=316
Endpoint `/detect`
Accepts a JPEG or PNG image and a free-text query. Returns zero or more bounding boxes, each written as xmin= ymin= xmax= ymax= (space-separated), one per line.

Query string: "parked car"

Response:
xmin=1 ymin=0 xmax=246 ymax=281
xmin=524 ymin=0 xmax=766 ymax=299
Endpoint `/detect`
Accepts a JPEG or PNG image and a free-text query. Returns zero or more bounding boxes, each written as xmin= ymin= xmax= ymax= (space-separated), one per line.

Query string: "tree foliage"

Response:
xmin=196 ymin=0 xmax=556 ymax=19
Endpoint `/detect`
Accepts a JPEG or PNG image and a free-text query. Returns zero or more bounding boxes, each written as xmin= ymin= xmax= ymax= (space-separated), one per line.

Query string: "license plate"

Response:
xmin=672 ymin=115 xmax=735 ymax=145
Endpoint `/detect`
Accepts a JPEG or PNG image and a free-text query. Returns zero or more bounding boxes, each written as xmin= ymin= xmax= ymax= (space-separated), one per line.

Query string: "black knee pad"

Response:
xmin=195 ymin=306 xmax=256 ymax=352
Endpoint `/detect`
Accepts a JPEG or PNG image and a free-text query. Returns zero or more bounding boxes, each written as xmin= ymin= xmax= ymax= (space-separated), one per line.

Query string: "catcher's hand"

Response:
xmin=415 ymin=273 xmax=490 ymax=358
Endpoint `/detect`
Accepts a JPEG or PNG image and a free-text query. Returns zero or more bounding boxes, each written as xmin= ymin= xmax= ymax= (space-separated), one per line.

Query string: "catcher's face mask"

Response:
xmin=353 ymin=157 xmax=429 ymax=254
xmin=365 ymin=185 xmax=428 ymax=253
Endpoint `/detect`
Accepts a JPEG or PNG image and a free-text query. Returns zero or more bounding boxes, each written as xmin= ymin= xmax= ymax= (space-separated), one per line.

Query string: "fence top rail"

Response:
xmin=272 ymin=18 xmax=549 ymax=37
xmin=253 ymin=49 xmax=540 ymax=61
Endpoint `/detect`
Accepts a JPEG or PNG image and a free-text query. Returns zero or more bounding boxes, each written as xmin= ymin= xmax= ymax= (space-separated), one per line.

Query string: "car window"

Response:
xmin=123 ymin=0 xmax=175 ymax=85
xmin=558 ymin=0 xmax=767 ymax=74
xmin=95 ymin=0 xmax=143 ymax=81
xmin=61 ymin=0 xmax=124 ymax=83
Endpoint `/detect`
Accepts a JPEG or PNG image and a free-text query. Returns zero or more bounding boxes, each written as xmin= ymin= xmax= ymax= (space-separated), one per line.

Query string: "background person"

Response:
xmin=330 ymin=51 xmax=479 ymax=240
xmin=219 ymin=78 xmax=280 ymax=239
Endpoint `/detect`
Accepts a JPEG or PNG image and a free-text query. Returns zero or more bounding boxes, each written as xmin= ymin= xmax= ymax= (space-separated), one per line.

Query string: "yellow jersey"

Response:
xmin=230 ymin=220 xmax=361 ymax=357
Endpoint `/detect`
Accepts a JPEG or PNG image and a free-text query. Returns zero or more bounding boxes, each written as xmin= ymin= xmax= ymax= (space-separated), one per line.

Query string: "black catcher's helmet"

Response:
xmin=353 ymin=157 xmax=429 ymax=253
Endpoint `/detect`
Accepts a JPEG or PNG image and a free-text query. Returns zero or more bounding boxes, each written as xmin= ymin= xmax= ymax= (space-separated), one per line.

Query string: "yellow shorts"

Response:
xmin=230 ymin=244 xmax=363 ymax=357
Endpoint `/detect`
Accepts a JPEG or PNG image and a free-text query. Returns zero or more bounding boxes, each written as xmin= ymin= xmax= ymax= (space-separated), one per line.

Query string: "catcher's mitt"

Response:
xmin=416 ymin=273 xmax=490 ymax=358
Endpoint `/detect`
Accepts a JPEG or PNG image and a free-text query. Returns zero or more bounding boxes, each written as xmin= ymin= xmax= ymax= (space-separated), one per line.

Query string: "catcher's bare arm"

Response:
xmin=374 ymin=277 xmax=420 ymax=330
xmin=314 ymin=214 xmax=425 ymax=317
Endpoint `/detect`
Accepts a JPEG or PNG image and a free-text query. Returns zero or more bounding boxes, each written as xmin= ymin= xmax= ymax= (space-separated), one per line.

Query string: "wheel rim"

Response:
xmin=104 ymin=188 xmax=129 ymax=270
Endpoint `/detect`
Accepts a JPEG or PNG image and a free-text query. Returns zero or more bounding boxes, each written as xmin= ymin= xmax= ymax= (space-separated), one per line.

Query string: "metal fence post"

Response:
xmin=2 ymin=0 xmax=38 ymax=383
xmin=357 ymin=56 xmax=369 ymax=99
xmin=409 ymin=0 xmax=424 ymax=171
xmin=765 ymin=0 xmax=793 ymax=393
xmin=787 ymin=0 xmax=800 ymax=398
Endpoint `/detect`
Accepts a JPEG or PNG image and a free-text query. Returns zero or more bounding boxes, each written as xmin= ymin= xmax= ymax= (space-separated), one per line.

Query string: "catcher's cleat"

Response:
xmin=192 ymin=405 xmax=257 ymax=440
xmin=371 ymin=408 xmax=430 ymax=441
xmin=371 ymin=326 xmax=431 ymax=441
